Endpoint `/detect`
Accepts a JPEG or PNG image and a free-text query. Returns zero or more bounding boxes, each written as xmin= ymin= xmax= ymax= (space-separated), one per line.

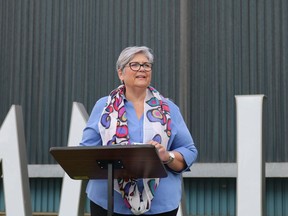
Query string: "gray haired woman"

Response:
xmin=80 ymin=46 xmax=198 ymax=215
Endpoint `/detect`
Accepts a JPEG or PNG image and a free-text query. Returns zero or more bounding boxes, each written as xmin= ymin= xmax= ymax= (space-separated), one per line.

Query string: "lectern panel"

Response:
xmin=50 ymin=144 xmax=167 ymax=180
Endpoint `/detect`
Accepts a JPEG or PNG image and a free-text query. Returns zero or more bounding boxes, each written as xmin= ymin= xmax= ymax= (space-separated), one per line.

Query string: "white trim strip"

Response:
xmin=26 ymin=163 xmax=288 ymax=178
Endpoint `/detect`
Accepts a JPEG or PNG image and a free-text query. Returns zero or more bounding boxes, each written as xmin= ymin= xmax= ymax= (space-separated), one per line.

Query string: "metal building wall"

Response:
xmin=0 ymin=0 xmax=180 ymax=164
xmin=184 ymin=178 xmax=288 ymax=216
xmin=182 ymin=1 xmax=288 ymax=214
xmin=187 ymin=0 xmax=288 ymax=162
xmin=184 ymin=178 xmax=236 ymax=216
xmin=1 ymin=178 xmax=288 ymax=215
xmin=0 ymin=0 xmax=180 ymax=213
xmin=1 ymin=0 xmax=288 ymax=215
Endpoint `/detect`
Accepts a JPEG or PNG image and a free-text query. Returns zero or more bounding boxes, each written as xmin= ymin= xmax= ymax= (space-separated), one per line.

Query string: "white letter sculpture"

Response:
xmin=58 ymin=102 xmax=89 ymax=216
xmin=0 ymin=105 xmax=32 ymax=216
xmin=235 ymin=95 xmax=265 ymax=216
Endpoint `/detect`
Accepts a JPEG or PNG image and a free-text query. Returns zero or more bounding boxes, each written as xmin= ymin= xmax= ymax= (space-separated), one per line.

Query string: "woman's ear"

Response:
xmin=118 ymin=68 xmax=123 ymax=77
xmin=118 ymin=69 xmax=124 ymax=83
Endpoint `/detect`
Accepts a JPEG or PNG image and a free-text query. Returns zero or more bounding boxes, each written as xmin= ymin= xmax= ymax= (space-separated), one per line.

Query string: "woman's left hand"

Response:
xmin=148 ymin=140 xmax=170 ymax=162
xmin=148 ymin=140 xmax=186 ymax=171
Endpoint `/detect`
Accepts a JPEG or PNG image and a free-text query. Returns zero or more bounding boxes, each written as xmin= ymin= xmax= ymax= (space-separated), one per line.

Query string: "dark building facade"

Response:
xmin=1 ymin=0 xmax=288 ymax=215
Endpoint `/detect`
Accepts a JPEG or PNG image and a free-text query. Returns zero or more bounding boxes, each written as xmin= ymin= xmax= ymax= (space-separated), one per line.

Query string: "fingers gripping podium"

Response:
xmin=50 ymin=144 xmax=167 ymax=216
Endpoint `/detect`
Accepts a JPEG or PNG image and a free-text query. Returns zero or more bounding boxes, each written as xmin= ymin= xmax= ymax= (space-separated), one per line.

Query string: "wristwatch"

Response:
xmin=163 ymin=151 xmax=175 ymax=164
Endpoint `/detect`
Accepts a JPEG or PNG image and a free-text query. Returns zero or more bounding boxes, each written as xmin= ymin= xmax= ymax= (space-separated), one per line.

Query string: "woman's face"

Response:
xmin=118 ymin=53 xmax=152 ymax=90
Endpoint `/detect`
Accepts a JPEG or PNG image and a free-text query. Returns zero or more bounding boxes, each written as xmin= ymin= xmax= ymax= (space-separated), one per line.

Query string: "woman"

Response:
xmin=80 ymin=46 xmax=198 ymax=215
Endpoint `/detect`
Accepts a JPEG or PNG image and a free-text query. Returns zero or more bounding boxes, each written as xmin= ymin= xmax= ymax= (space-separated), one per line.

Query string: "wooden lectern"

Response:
xmin=50 ymin=144 xmax=167 ymax=216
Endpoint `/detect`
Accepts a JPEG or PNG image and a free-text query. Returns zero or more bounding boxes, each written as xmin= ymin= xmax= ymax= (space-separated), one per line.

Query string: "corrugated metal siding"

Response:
xmin=187 ymin=0 xmax=288 ymax=162
xmin=184 ymin=178 xmax=236 ymax=216
xmin=0 ymin=180 xmax=3 ymax=211
xmin=184 ymin=178 xmax=288 ymax=216
xmin=0 ymin=179 xmax=90 ymax=213
xmin=266 ymin=178 xmax=288 ymax=216
xmin=0 ymin=0 xmax=180 ymax=212
xmin=30 ymin=179 xmax=61 ymax=212
xmin=0 ymin=0 xmax=180 ymax=164
xmin=1 ymin=0 xmax=287 ymax=167
xmin=1 ymin=178 xmax=288 ymax=214
xmin=1 ymin=0 xmax=288 ymax=215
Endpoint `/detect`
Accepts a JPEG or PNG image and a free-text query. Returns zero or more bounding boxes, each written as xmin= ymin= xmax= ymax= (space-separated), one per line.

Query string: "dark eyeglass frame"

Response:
xmin=126 ymin=62 xmax=153 ymax=72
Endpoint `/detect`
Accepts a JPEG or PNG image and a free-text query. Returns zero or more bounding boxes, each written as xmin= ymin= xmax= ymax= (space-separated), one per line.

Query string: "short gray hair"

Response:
xmin=116 ymin=46 xmax=154 ymax=71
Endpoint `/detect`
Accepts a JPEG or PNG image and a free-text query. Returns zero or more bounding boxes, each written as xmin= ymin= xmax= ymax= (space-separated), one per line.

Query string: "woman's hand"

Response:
xmin=148 ymin=140 xmax=187 ymax=171
xmin=148 ymin=140 xmax=170 ymax=162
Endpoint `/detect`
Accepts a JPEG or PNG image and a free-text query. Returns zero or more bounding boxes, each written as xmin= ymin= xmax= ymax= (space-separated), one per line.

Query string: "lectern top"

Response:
xmin=50 ymin=144 xmax=167 ymax=180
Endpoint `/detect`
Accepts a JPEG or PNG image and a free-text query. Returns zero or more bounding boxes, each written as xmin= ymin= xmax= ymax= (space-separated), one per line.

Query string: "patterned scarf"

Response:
xmin=98 ymin=85 xmax=171 ymax=215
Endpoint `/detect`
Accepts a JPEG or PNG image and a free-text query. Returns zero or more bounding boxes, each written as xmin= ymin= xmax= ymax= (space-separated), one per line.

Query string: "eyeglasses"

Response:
xmin=126 ymin=62 xmax=153 ymax=72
